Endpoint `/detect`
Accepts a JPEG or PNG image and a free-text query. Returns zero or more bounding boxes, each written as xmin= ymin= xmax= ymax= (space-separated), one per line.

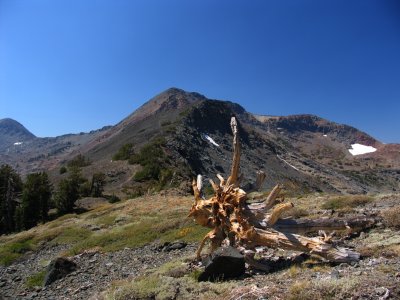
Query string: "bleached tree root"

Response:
xmin=244 ymin=228 xmax=359 ymax=263
xmin=189 ymin=117 xmax=365 ymax=264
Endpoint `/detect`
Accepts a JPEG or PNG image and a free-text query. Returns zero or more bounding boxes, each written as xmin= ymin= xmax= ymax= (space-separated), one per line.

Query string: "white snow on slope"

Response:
xmin=203 ymin=134 xmax=219 ymax=147
xmin=348 ymin=143 xmax=377 ymax=156
xmin=277 ymin=155 xmax=300 ymax=171
xmin=13 ymin=142 xmax=23 ymax=145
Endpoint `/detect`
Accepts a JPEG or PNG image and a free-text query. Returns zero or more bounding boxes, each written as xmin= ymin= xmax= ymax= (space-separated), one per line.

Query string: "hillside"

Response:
xmin=1 ymin=88 xmax=399 ymax=196
xmin=1 ymin=91 xmax=400 ymax=299
xmin=1 ymin=192 xmax=399 ymax=299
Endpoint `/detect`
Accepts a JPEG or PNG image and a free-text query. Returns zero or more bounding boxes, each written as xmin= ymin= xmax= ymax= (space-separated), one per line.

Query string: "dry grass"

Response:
xmin=25 ymin=270 xmax=46 ymax=289
xmin=287 ymin=277 xmax=360 ymax=300
xmin=103 ymin=257 xmax=234 ymax=300
xmin=356 ymin=228 xmax=400 ymax=258
xmin=0 ymin=195 xmax=208 ymax=265
xmin=382 ymin=205 xmax=400 ymax=229
xmin=321 ymin=195 xmax=373 ymax=210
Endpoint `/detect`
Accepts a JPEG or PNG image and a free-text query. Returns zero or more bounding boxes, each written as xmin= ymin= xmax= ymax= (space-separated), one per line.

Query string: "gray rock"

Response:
xmin=330 ymin=269 xmax=340 ymax=279
xmin=198 ymin=246 xmax=245 ymax=282
xmin=44 ymin=258 xmax=77 ymax=286
xmin=163 ymin=241 xmax=187 ymax=252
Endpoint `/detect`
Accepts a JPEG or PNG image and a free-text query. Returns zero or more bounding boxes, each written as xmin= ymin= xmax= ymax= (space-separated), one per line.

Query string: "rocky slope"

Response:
xmin=1 ymin=88 xmax=399 ymax=195
xmin=1 ymin=193 xmax=399 ymax=299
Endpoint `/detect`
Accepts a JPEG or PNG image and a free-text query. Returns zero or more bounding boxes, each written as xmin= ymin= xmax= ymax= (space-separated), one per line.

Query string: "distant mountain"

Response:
xmin=0 ymin=118 xmax=36 ymax=152
xmin=1 ymin=88 xmax=399 ymax=196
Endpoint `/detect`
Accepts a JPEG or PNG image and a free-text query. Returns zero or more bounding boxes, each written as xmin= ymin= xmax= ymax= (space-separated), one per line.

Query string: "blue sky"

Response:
xmin=1 ymin=0 xmax=399 ymax=142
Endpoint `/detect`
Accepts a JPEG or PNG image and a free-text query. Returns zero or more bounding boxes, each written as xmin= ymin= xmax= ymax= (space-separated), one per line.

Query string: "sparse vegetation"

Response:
xmin=288 ymin=277 xmax=360 ymax=300
xmin=382 ymin=205 xmax=400 ymax=229
xmin=55 ymin=167 xmax=87 ymax=214
xmin=0 ymin=237 xmax=34 ymax=265
xmin=0 ymin=195 xmax=207 ymax=266
xmin=104 ymin=257 xmax=234 ymax=300
xmin=282 ymin=206 xmax=309 ymax=219
xmin=112 ymin=143 xmax=134 ymax=161
xmin=129 ymin=137 xmax=176 ymax=190
xmin=321 ymin=195 xmax=373 ymax=210
xmin=105 ymin=194 xmax=120 ymax=203
xmin=26 ymin=270 xmax=46 ymax=288
xmin=0 ymin=164 xmax=23 ymax=234
xmin=161 ymin=120 xmax=171 ymax=126
xmin=16 ymin=172 xmax=52 ymax=231
xmin=90 ymin=172 xmax=106 ymax=197
xmin=67 ymin=154 xmax=91 ymax=169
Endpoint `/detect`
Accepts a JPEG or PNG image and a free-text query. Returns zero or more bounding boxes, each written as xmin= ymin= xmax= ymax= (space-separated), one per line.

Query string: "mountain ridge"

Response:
xmin=1 ymin=88 xmax=399 ymax=195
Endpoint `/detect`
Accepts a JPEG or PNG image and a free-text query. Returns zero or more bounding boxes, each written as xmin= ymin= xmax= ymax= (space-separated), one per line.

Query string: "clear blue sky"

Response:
xmin=1 ymin=0 xmax=399 ymax=142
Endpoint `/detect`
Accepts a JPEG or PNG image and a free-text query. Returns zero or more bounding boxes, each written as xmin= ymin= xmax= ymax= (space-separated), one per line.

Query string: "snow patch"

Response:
xmin=277 ymin=155 xmax=300 ymax=171
xmin=323 ymin=134 xmax=327 ymax=137
xmin=202 ymin=134 xmax=219 ymax=147
xmin=348 ymin=143 xmax=377 ymax=156
xmin=13 ymin=142 xmax=23 ymax=145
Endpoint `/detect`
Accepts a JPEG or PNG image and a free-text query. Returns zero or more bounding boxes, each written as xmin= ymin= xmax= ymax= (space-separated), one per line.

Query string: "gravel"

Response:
xmin=0 ymin=242 xmax=197 ymax=300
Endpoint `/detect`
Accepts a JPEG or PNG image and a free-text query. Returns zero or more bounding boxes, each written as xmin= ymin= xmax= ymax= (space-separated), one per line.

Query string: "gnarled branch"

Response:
xmin=189 ymin=117 xmax=365 ymax=264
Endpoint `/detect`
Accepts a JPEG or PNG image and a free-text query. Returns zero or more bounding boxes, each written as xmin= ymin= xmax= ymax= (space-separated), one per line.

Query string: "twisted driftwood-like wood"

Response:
xmin=189 ymin=117 xmax=371 ymax=263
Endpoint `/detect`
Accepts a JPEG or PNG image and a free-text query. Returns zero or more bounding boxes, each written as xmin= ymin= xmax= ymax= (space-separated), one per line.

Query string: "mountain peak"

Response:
xmin=119 ymin=88 xmax=206 ymax=126
xmin=0 ymin=118 xmax=36 ymax=139
xmin=0 ymin=118 xmax=36 ymax=151
xmin=158 ymin=87 xmax=207 ymax=100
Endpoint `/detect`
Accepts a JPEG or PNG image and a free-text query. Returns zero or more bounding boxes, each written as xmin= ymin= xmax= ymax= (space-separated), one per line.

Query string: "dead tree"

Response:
xmin=189 ymin=117 xmax=364 ymax=263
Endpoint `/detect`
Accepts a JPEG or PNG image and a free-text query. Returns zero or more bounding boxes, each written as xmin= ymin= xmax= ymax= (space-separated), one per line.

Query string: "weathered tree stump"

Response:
xmin=188 ymin=117 xmax=372 ymax=263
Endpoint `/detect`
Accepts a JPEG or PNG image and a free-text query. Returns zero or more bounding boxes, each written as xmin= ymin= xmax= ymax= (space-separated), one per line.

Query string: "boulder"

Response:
xmin=198 ymin=246 xmax=245 ymax=282
xmin=44 ymin=257 xmax=77 ymax=286
xmin=163 ymin=241 xmax=187 ymax=252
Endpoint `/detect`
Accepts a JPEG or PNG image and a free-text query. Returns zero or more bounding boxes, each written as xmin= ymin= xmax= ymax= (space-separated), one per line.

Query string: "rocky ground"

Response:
xmin=0 ymin=242 xmax=197 ymax=300
xmin=1 ymin=193 xmax=400 ymax=300
xmin=1 ymin=232 xmax=400 ymax=299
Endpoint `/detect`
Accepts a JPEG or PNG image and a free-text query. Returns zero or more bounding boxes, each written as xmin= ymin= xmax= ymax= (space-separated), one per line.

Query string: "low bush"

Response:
xmin=382 ymin=205 xmax=400 ymax=229
xmin=26 ymin=270 xmax=46 ymax=288
xmin=67 ymin=154 xmax=91 ymax=168
xmin=0 ymin=238 xmax=34 ymax=266
xmin=106 ymin=194 xmax=120 ymax=203
xmin=321 ymin=195 xmax=373 ymax=210
xmin=288 ymin=277 xmax=360 ymax=300
xmin=104 ymin=260 xmax=233 ymax=300
xmin=113 ymin=143 xmax=134 ymax=161
xmin=59 ymin=166 xmax=67 ymax=174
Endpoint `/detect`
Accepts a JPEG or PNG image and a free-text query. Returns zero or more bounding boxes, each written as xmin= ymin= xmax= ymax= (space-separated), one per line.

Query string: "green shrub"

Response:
xmin=113 ymin=143 xmax=134 ymax=161
xmin=59 ymin=166 xmax=67 ymax=174
xmin=130 ymin=137 xmax=174 ymax=189
xmin=129 ymin=138 xmax=166 ymax=166
xmin=134 ymin=164 xmax=161 ymax=182
xmin=67 ymin=154 xmax=91 ymax=168
xmin=51 ymin=226 xmax=92 ymax=245
xmin=0 ymin=238 xmax=34 ymax=265
xmin=161 ymin=120 xmax=171 ymax=126
xmin=26 ymin=270 xmax=46 ymax=288
xmin=106 ymin=194 xmax=120 ymax=203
